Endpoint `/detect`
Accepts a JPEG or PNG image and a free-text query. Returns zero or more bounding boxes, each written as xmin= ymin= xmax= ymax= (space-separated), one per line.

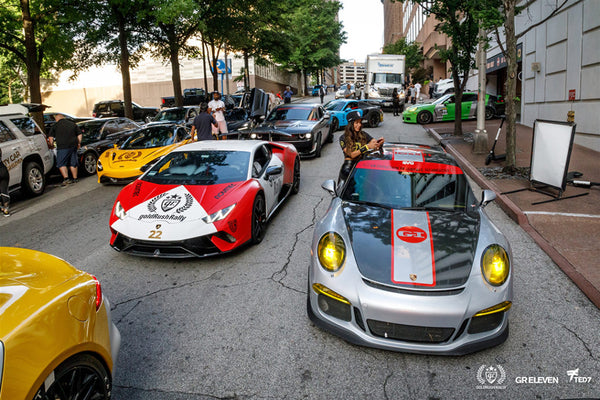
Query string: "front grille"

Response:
xmin=363 ymin=279 xmax=465 ymax=296
xmin=378 ymin=88 xmax=394 ymax=96
xmin=99 ymin=175 xmax=137 ymax=185
xmin=367 ymin=320 xmax=455 ymax=343
xmin=112 ymin=233 xmax=221 ymax=258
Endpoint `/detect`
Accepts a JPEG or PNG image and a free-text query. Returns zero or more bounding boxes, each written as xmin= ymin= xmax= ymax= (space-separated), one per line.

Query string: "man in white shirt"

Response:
xmin=414 ymin=82 xmax=422 ymax=101
xmin=208 ymin=92 xmax=228 ymax=137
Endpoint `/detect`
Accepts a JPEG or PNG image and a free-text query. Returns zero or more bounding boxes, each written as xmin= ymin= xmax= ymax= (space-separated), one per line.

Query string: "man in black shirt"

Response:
xmin=190 ymin=102 xmax=218 ymax=141
xmin=49 ymin=114 xmax=82 ymax=185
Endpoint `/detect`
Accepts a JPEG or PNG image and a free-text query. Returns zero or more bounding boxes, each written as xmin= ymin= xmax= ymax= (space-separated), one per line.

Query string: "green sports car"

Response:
xmin=403 ymin=92 xmax=498 ymax=124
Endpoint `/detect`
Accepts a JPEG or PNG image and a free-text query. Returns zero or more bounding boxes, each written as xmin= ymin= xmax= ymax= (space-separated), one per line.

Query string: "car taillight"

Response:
xmin=90 ymin=274 xmax=103 ymax=311
xmin=92 ymin=112 xmax=97 ymax=117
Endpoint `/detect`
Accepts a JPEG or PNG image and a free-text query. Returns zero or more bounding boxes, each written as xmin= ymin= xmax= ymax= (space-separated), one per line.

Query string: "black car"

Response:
xmin=77 ymin=117 xmax=141 ymax=175
xmin=236 ymin=103 xmax=331 ymax=158
xmin=92 ymin=100 xmax=159 ymax=122
xmin=43 ymin=112 xmax=91 ymax=133
xmin=146 ymin=106 xmax=200 ymax=128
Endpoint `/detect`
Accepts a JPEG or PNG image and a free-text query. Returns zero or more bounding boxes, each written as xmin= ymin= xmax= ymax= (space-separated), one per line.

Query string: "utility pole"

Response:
xmin=473 ymin=24 xmax=488 ymax=154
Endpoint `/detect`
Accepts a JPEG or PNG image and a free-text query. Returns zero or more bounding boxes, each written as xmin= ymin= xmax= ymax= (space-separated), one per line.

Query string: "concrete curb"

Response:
xmin=427 ymin=127 xmax=600 ymax=309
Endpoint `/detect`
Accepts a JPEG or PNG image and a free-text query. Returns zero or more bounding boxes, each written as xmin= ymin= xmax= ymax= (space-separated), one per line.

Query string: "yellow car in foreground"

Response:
xmin=0 ymin=247 xmax=120 ymax=400
xmin=97 ymin=123 xmax=191 ymax=184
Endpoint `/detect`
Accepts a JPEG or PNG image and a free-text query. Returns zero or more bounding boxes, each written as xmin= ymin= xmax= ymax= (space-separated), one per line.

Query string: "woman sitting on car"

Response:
xmin=338 ymin=110 xmax=384 ymax=185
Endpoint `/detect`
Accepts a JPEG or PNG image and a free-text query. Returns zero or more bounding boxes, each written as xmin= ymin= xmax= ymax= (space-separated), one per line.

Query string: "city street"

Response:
xmin=1 ymin=94 xmax=598 ymax=399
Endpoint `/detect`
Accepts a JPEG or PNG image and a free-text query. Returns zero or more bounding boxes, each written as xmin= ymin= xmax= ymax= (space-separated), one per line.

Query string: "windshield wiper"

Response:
xmin=343 ymin=199 xmax=391 ymax=209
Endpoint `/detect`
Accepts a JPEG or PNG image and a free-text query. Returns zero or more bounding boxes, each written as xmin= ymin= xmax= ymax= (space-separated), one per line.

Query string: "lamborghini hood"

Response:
xmin=342 ymin=202 xmax=480 ymax=290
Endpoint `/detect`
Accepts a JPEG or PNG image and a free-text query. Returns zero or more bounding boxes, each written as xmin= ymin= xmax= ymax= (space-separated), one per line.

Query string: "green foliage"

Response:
xmin=382 ymin=37 xmax=423 ymax=71
xmin=0 ymin=52 xmax=25 ymax=103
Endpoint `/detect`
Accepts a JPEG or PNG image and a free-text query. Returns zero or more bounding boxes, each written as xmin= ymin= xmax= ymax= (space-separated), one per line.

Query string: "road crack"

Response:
xmin=270 ymin=197 xmax=325 ymax=294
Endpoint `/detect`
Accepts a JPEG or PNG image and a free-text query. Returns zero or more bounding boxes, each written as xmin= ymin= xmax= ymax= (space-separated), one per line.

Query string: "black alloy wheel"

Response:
xmin=35 ymin=354 xmax=111 ymax=400
xmin=251 ymin=193 xmax=266 ymax=244
xmin=417 ymin=110 xmax=433 ymax=125
xmin=485 ymin=106 xmax=496 ymax=120
xmin=291 ymin=158 xmax=300 ymax=195
xmin=368 ymin=112 xmax=379 ymax=128
xmin=83 ymin=152 xmax=98 ymax=175
xmin=22 ymin=161 xmax=45 ymax=197
xmin=331 ymin=117 xmax=339 ymax=132
xmin=315 ymin=133 xmax=322 ymax=158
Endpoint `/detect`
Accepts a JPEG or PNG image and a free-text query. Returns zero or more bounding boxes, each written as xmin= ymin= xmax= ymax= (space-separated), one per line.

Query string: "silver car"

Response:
xmin=308 ymin=143 xmax=513 ymax=355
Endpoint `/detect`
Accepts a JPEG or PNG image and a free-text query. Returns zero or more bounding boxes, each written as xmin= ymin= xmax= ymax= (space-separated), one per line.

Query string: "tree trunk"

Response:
xmin=503 ymin=0 xmax=518 ymax=173
xmin=20 ymin=0 xmax=43 ymax=129
xmin=202 ymin=40 xmax=209 ymax=96
xmin=244 ymin=51 xmax=250 ymax=91
xmin=168 ymin=31 xmax=183 ymax=107
xmin=210 ymin=42 xmax=220 ymax=92
xmin=115 ymin=8 xmax=133 ymax=119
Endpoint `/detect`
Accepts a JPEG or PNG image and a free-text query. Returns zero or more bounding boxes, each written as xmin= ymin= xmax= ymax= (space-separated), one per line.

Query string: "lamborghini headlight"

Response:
xmin=97 ymin=159 xmax=103 ymax=171
xmin=203 ymin=204 xmax=236 ymax=224
xmin=481 ymin=244 xmax=510 ymax=286
xmin=114 ymin=201 xmax=127 ymax=220
xmin=317 ymin=232 xmax=346 ymax=272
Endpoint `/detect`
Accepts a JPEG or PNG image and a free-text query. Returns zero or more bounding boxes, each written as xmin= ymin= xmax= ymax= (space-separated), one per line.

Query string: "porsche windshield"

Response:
xmin=341 ymin=161 xmax=470 ymax=210
xmin=143 ymin=151 xmax=250 ymax=185
xmin=267 ymin=106 xmax=312 ymax=121
xmin=324 ymin=101 xmax=345 ymax=111
xmin=121 ymin=126 xmax=179 ymax=149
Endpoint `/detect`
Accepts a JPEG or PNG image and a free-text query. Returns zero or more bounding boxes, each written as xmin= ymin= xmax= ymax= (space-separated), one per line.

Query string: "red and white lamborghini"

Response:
xmin=109 ymin=140 xmax=300 ymax=257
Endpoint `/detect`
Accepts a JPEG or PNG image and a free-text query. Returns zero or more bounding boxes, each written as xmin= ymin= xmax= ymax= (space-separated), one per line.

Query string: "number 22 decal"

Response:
xmin=148 ymin=230 xmax=162 ymax=239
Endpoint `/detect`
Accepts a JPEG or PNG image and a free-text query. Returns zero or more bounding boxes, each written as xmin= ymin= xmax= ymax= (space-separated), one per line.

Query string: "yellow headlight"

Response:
xmin=317 ymin=232 xmax=346 ymax=272
xmin=481 ymin=245 xmax=510 ymax=286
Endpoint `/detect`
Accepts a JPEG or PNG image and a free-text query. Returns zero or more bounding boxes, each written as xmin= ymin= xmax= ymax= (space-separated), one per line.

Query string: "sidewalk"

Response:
xmin=427 ymin=119 xmax=600 ymax=309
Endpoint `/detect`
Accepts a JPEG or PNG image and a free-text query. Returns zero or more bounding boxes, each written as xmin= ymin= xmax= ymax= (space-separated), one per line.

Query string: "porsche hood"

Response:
xmin=342 ymin=202 xmax=480 ymax=290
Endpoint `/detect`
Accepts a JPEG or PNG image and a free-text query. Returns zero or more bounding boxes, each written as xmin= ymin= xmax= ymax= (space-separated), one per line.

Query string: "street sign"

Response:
xmin=215 ymin=59 xmax=232 ymax=75
xmin=568 ymin=89 xmax=576 ymax=101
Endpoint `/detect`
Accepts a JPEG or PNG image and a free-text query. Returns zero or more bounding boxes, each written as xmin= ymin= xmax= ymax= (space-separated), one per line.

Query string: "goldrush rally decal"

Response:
xmin=137 ymin=189 xmax=194 ymax=222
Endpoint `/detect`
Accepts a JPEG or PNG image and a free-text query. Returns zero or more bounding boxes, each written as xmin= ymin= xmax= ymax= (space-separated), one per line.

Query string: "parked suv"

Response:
xmin=0 ymin=104 xmax=54 ymax=196
xmin=92 ymin=100 xmax=158 ymax=122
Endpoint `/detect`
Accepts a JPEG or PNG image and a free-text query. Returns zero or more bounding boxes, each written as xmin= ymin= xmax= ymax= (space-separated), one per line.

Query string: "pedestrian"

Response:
xmin=283 ymin=86 xmax=293 ymax=103
xmin=319 ymin=85 xmax=325 ymax=104
xmin=0 ymin=148 xmax=10 ymax=217
xmin=207 ymin=92 xmax=228 ymax=137
xmin=49 ymin=113 xmax=82 ymax=186
xmin=190 ymin=102 xmax=218 ymax=141
xmin=415 ymin=82 xmax=422 ymax=102
xmin=338 ymin=110 xmax=384 ymax=185
xmin=409 ymin=84 xmax=416 ymax=104
xmin=343 ymin=83 xmax=353 ymax=99
xmin=392 ymin=88 xmax=401 ymax=116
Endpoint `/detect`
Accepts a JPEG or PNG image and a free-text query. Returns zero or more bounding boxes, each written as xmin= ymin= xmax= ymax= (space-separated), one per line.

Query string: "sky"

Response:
xmin=339 ymin=0 xmax=384 ymax=63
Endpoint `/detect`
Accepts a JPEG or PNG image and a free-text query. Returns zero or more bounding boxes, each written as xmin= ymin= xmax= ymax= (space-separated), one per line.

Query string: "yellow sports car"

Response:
xmin=97 ymin=123 xmax=191 ymax=184
xmin=0 ymin=247 xmax=120 ymax=400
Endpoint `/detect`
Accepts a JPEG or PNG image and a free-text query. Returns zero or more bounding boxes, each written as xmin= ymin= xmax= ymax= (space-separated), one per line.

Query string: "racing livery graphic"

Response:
xmin=402 ymin=92 xmax=499 ymax=124
xmin=110 ymin=140 xmax=300 ymax=257
xmin=308 ymin=143 xmax=513 ymax=355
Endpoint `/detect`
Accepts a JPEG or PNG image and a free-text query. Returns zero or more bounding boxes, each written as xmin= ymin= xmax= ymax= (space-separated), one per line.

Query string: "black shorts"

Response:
xmin=56 ymin=148 xmax=78 ymax=168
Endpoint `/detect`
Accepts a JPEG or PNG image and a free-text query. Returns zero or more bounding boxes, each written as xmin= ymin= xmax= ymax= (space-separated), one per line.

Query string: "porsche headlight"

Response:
xmin=317 ymin=232 xmax=346 ymax=272
xmin=407 ymin=107 xmax=417 ymax=113
xmin=481 ymin=244 xmax=510 ymax=286
xmin=114 ymin=201 xmax=127 ymax=220
xmin=203 ymin=204 xmax=236 ymax=224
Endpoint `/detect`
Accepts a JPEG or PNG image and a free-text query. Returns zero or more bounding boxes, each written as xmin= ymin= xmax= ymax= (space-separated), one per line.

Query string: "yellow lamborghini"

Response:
xmin=0 ymin=247 xmax=120 ymax=400
xmin=97 ymin=123 xmax=191 ymax=184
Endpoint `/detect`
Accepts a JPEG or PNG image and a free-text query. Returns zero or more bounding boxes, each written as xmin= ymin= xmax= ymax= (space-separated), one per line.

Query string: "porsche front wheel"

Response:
xmin=251 ymin=193 xmax=266 ymax=244
xmin=417 ymin=111 xmax=433 ymax=124
xmin=34 ymin=354 xmax=111 ymax=400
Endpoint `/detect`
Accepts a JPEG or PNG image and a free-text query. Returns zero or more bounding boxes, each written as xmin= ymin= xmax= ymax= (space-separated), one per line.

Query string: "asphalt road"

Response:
xmin=1 ymin=94 xmax=599 ymax=399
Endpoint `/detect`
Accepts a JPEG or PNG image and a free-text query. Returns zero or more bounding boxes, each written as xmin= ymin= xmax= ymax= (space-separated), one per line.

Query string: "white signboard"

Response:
xmin=530 ymin=120 xmax=576 ymax=191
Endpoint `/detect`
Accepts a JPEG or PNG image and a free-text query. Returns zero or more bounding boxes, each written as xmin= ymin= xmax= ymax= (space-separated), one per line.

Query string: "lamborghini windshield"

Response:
xmin=142 ymin=150 xmax=250 ymax=185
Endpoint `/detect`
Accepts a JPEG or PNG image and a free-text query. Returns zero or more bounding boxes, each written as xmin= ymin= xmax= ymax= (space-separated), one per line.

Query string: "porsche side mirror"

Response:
xmin=480 ymin=189 xmax=496 ymax=207
xmin=321 ymin=179 xmax=336 ymax=196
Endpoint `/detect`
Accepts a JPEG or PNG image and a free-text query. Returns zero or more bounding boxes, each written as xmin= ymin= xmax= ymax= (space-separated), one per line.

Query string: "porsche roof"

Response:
xmin=359 ymin=142 xmax=459 ymax=169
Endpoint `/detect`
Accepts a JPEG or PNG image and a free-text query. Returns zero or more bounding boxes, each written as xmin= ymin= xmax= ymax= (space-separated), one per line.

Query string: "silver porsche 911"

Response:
xmin=307 ymin=143 xmax=513 ymax=355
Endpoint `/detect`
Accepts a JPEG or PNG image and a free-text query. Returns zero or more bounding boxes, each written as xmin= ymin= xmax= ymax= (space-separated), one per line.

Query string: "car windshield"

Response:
xmin=266 ymin=106 xmax=312 ymax=121
xmin=432 ymin=94 xmax=454 ymax=105
xmin=142 ymin=151 xmax=250 ymax=185
xmin=324 ymin=101 xmax=345 ymax=111
xmin=78 ymin=120 xmax=106 ymax=143
xmin=341 ymin=160 xmax=470 ymax=210
xmin=121 ymin=126 xmax=178 ymax=149
xmin=154 ymin=109 xmax=186 ymax=121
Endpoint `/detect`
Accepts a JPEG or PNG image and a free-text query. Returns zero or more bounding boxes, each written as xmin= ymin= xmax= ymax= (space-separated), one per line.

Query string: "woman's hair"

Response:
xmin=343 ymin=120 xmax=367 ymax=154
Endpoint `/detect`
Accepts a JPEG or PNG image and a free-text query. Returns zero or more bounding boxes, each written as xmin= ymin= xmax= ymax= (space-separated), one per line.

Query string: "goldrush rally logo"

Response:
xmin=137 ymin=192 xmax=193 ymax=222
xmin=476 ymin=364 xmax=507 ymax=390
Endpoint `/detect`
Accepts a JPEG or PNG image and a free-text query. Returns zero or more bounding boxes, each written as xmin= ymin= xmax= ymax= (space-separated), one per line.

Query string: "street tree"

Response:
xmin=383 ymin=37 xmax=424 ymax=77
xmin=0 ymin=52 xmax=26 ymax=104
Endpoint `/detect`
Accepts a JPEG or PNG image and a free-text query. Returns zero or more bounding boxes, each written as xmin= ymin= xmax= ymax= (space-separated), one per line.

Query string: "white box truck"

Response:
xmin=365 ymin=54 xmax=406 ymax=100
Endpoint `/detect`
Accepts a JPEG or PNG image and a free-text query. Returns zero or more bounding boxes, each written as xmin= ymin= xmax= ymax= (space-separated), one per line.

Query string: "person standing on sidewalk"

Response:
xmin=415 ymin=81 xmax=422 ymax=102
xmin=0 ymin=148 xmax=10 ymax=216
xmin=283 ymin=86 xmax=293 ymax=103
xmin=190 ymin=102 xmax=218 ymax=141
xmin=392 ymin=88 xmax=401 ymax=116
xmin=207 ymin=92 xmax=228 ymax=138
xmin=49 ymin=114 xmax=82 ymax=186
xmin=319 ymin=85 xmax=325 ymax=104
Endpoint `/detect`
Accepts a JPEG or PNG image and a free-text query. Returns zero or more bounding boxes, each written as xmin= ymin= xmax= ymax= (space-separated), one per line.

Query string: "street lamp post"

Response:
xmin=473 ymin=24 xmax=488 ymax=154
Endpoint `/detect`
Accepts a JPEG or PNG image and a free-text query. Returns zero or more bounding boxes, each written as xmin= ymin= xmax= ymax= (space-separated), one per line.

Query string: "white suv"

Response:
xmin=0 ymin=104 xmax=54 ymax=196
